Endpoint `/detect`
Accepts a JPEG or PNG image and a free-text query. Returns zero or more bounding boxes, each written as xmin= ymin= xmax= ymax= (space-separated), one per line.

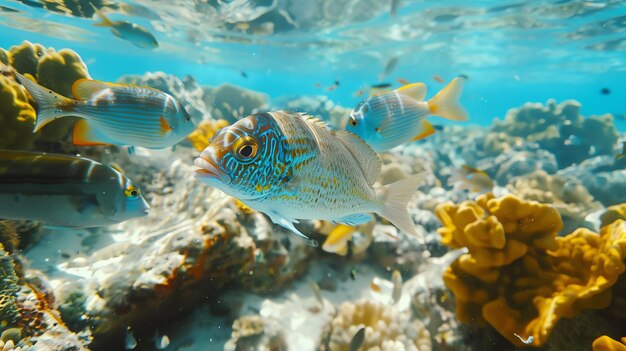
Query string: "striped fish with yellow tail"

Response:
xmin=345 ymin=76 xmax=468 ymax=152
xmin=13 ymin=71 xmax=195 ymax=149
xmin=193 ymin=111 xmax=423 ymax=240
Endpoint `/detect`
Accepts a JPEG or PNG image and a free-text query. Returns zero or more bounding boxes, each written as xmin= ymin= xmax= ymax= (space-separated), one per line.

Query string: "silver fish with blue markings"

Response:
xmin=345 ymin=77 xmax=468 ymax=152
xmin=13 ymin=71 xmax=195 ymax=149
xmin=193 ymin=111 xmax=422 ymax=239
xmin=0 ymin=150 xmax=149 ymax=227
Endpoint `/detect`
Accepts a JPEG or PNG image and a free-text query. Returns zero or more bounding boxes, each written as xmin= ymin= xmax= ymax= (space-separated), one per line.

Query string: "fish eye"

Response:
xmin=125 ymin=186 xmax=140 ymax=199
xmin=234 ymin=137 xmax=258 ymax=160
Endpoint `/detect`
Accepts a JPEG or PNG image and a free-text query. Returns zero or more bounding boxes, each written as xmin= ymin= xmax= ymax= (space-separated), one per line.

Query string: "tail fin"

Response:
xmin=90 ymin=4 xmax=114 ymax=27
xmin=377 ymin=173 xmax=425 ymax=239
xmin=13 ymin=72 xmax=73 ymax=132
xmin=427 ymin=76 xmax=469 ymax=121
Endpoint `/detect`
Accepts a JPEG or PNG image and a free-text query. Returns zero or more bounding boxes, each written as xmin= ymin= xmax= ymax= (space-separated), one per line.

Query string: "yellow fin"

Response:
xmin=72 ymin=120 xmax=113 ymax=146
xmin=160 ymin=116 xmax=172 ymax=135
xmin=427 ymin=77 xmax=469 ymax=121
xmin=91 ymin=4 xmax=114 ymax=27
xmin=412 ymin=120 xmax=436 ymax=141
xmin=396 ymin=82 xmax=427 ymax=101
xmin=322 ymin=224 xmax=356 ymax=255
xmin=71 ymin=78 xmax=108 ymax=100
xmin=461 ymin=164 xmax=489 ymax=177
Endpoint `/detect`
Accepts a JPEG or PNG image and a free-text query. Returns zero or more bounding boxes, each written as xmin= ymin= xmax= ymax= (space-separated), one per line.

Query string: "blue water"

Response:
xmin=1 ymin=0 xmax=625 ymax=127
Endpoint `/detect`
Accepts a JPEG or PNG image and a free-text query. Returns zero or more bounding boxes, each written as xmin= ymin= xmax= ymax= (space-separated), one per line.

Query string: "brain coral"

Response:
xmin=321 ymin=299 xmax=431 ymax=351
xmin=435 ymin=193 xmax=626 ymax=347
xmin=1 ymin=40 xmax=90 ymax=149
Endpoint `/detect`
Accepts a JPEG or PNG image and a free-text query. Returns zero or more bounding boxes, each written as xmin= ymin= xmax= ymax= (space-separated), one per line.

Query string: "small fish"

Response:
xmin=154 ymin=333 xmax=170 ymax=350
xmin=314 ymin=83 xmax=322 ymax=88
xmin=346 ymin=77 xmax=468 ymax=152
xmin=91 ymin=5 xmax=159 ymax=49
xmin=391 ymin=270 xmax=402 ymax=303
xmin=349 ymin=269 xmax=357 ymax=280
xmin=370 ymin=282 xmax=382 ymax=292
xmin=396 ymin=78 xmax=410 ymax=85
xmin=13 ymin=71 xmax=195 ymax=148
xmin=601 ymin=87 xmax=611 ymax=95
xmin=349 ymin=327 xmax=366 ymax=351
xmin=433 ymin=74 xmax=445 ymax=83
xmin=513 ymin=333 xmax=534 ymax=345
xmin=125 ymin=326 xmax=137 ymax=350
xmin=616 ymin=142 xmax=626 ymax=160
xmin=448 ymin=165 xmax=494 ymax=193
xmin=326 ymin=80 xmax=340 ymax=92
xmin=322 ymin=224 xmax=358 ymax=256
xmin=194 ymin=111 xmax=423 ymax=239
xmin=390 ymin=0 xmax=401 ymax=19
xmin=370 ymin=83 xmax=392 ymax=89
xmin=240 ymin=71 xmax=248 ymax=78
xmin=0 ymin=150 xmax=149 ymax=227
xmin=353 ymin=89 xmax=365 ymax=97
xmin=379 ymin=57 xmax=399 ymax=81
xmin=309 ymin=281 xmax=323 ymax=307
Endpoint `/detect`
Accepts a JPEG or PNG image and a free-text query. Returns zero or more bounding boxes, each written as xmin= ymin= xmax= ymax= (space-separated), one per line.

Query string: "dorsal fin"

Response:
xmin=71 ymin=79 xmax=109 ymax=100
xmin=396 ymin=82 xmax=427 ymax=101
xmin=333 ymin=130 xmax=381 ymax=185
xmin=301 ymin=113 xmax=329 ymax=129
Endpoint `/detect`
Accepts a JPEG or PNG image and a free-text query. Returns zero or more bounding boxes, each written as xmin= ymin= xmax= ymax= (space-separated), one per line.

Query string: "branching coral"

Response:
xmin=435 ymin=193 xmax=626 ymax=347
xmin=0 ymin=244 xmax=20 ymax=333
xmin=1 ymin=40 xmax=90 ymax=149
xmin=321 ymin=299 xmax=431 ymax=351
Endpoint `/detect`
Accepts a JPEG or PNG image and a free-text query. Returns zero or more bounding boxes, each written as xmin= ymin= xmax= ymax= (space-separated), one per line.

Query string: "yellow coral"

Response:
xmin=435 ymin=194 xmax=626 ymax=347
xmin=186 ymin=119 xmax=230 ymax=151
xmin=601 ymin=203 xmax=626 ymax=228
xmin=593 ymin=336 xmax=626 ymax=351
xmin=0 ymin=41 xmax=90 ymax=149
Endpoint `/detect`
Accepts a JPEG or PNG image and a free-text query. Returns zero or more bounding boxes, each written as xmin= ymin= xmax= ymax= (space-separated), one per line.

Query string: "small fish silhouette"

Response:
xmin=514 ymin=333 xmax=534 ymax=344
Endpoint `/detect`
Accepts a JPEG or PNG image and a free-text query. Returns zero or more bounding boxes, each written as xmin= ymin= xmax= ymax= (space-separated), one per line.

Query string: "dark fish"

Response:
xmin=349 ymin=269 xmax=356 ymax=280
xmin=15 ymin=0 xmax=43 ymax=9
xmin=379 ymin=57 xmax=399 ymax=81
xmin=349 ymin=327 xmax=366 ymax=351
xmin=390 ymin=0 xmax=401 ymax=19
xmin=601 ymin=88 xmax=611 ymax=95
xmin=240 ymin=71 xmax=248 ymax=78
xmin=0 ymin=150 xmax=149 ymax=227
xmin=370 ymin=83 xmax=392 ymax=89
xmin=433 ymin=124 xmax=444 ymax=131
xmin=0 ymin=5 xmax=20 ymax=12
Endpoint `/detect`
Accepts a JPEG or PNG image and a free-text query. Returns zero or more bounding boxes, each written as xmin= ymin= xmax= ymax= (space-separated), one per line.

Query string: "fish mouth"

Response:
xmin=193 ymin=155 xmax=231 ymax=184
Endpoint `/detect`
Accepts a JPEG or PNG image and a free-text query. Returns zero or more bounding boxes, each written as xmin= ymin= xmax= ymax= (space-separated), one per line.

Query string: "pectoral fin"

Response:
xmin=72 ymin=120 xmax=114 ymax=146
xmin=267 ymin=211 xmax=318 ymax=247
xmin=412 ymin=119 xmax=436 ymax=141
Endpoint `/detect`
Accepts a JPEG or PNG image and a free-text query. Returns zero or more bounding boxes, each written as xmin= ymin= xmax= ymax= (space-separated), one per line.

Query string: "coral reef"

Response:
xmin=0 ymin=245 xmax=20 ymax=333
xmin=436 ymin=193 xmax=626 ymax=347
xmin=204 ymin=84 xmax=268 ymax=123
xmin=186 ymin=118 xmax=230 ymax=151
xmin=224 ymin=315 xmax=287 ymax=351
xmin=1 ymin=40 xmax=90 ymax=149
xmin=507 ymin=170 xmax=603 ymax=233
xmin=491 ymin=99 xmax=619 ymax=168
xmin=319 ymin=299 xmax=431 ymax=351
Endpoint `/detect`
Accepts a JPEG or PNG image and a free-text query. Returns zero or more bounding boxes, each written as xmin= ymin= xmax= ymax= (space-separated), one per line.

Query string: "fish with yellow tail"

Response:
xmin=345 ymin=76 xmax=468 ymax=152
xmin=12 ymin=70 xmax=195 ymax=148
xmin=91 ymin=4 xmax=159 ymax=49
xmin=193 ymin=111 xmax=423 ymax=240
xmin=448 ymin=164 xmax=494 ymax=193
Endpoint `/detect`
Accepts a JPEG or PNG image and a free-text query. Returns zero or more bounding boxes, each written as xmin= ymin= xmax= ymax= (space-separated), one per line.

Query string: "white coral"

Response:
xmin=327 ymin=299 xmax=431 ymax=351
